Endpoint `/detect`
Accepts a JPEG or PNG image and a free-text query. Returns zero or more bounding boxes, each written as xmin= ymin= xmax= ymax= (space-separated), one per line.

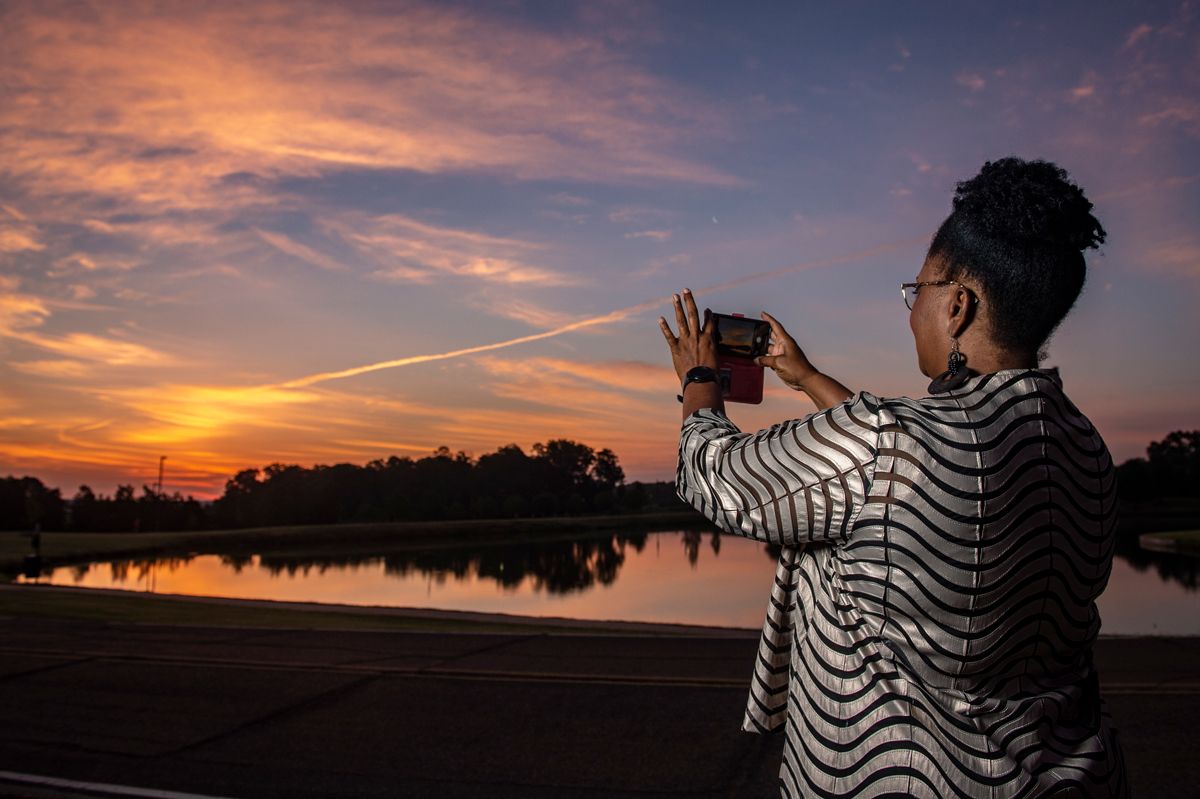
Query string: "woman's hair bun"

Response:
xmin=951 ymin=157 xmax=1105 ymax=252
xmin=929 ymin=156 xmax=1104 ymax=355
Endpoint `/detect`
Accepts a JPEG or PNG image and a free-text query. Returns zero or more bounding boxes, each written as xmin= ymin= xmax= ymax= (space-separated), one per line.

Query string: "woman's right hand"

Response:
xmin=756 ymin=311 xmax=818 ymax=392
xmin=756 ymin=311 xmax=853 ymax=410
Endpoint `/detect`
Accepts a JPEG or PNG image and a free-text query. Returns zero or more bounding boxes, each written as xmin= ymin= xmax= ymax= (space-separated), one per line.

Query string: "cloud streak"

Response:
xmin=281 ymin=239 xmax=917 ymax=388
xmin=0 ymin=282 xmax=169 ymax=367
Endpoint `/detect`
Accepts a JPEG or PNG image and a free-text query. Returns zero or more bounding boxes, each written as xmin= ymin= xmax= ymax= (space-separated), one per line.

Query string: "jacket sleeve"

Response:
xmin=676 ymin=393 xmax=883 ymax=545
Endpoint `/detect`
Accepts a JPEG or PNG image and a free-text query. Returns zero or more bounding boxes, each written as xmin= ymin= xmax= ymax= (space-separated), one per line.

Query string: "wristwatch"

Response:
xmin=677 ymin=366 xmax=720 ymax=403
xmin=682 ymin=366 xmax=720 ymax=389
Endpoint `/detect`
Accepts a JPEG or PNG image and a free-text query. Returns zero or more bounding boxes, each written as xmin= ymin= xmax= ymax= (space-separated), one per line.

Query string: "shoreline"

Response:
xmin=1140 ymin=529 xmax=1200 ymax=556
xmin=3 ymin=582 xmax=1194 ymax=639
xmin=0 ymin=583 xmax=758 ymax=637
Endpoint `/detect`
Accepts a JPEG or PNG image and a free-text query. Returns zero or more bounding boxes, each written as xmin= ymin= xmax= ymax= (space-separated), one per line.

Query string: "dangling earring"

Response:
xmin=948 ymin=340 xmax=963 ymax=377
xmin=928 ymin=338 xmax=970 ymax=394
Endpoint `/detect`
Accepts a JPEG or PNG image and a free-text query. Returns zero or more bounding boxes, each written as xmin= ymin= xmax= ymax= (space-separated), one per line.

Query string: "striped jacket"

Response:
xmin=677 ymin=369 xmax=1127 ymax=798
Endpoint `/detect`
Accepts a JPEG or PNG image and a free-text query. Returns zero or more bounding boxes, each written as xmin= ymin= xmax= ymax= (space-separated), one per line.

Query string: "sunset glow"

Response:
xmin=2 ymin=1 xmax=1198 ymax=497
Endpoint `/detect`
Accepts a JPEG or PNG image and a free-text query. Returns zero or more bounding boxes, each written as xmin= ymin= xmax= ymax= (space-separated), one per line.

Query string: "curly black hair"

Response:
xmin=927 ymin=157 xmax=1105 ymax=355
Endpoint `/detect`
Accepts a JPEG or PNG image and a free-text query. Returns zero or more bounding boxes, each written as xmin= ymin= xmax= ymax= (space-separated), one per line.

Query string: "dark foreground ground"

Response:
xmin=0 ymin=618 xmax=1197 ymax=799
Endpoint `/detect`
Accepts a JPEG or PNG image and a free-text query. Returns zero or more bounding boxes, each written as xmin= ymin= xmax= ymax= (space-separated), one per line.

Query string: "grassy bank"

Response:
xmin=1139 ymin=529 xmax=1200 ymax=556
xmin=1118 ymin=498 xmax=1200 ymax=536
xmin=1 ymin=510 xmax=713 ymax=579
xmin=0 ymin=585 xmax=623 ymax=633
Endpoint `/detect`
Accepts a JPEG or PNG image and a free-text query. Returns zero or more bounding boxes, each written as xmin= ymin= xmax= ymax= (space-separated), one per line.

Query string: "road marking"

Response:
xmin=0 ymin=770 xmax=239 ymax=799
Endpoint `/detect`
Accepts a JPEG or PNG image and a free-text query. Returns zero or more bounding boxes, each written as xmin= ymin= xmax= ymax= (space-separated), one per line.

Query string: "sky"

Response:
xmin=1 ymin=0 xmax=1198 ymax=499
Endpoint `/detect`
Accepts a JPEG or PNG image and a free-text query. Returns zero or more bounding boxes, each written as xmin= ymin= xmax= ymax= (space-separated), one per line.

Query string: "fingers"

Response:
xmin=755 ymin=355 xmax=777 ymax=370
xmin=672 ymin=294 xmax=688 ymax=335
xmin=682 ymin=288 xmax=701 ymax=333
xmin=657 ymin=316 xmax=677 ymax=347
xmin=760 ymin=311 xmax=795 ymax=346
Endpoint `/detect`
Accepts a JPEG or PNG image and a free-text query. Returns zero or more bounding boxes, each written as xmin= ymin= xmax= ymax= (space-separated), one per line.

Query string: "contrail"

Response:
xmin=281 ymin=301 xmax=661 ymax=388
xmin=282 ymin=238 xmax=922 ymax=389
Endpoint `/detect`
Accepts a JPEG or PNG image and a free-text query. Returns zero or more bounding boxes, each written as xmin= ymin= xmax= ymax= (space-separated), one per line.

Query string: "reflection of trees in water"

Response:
xmin=77 ymin=530 xmax=784 ymax=595
xmin=105 ymin=557 xmax=195 ymax=584
xmin=220 ymin=555 xmax=255 ymax=573
xmin=1114 ymin=508 xmax=1200 ymax=591
xmin=251 ymin=533 xmax=654 ymax=595
xmin=681 ymin=530 xmax=727 ymax=566
xmin=682 ymin=530 xmax=702 ymax=566
xmin=66 ymin=527 xmax=1199 ymax=599
xmin=1115 ymin=538 xmax=1199 ymax=591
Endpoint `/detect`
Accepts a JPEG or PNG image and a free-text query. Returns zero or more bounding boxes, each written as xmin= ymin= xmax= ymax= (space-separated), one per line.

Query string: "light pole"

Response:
xmin=156 ymin=456 xmax=166 ymax=531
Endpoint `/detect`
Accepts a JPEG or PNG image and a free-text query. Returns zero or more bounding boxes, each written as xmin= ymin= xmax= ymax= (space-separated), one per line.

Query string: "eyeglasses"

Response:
xmin=900 ymin=281 xmax=978 ymax=311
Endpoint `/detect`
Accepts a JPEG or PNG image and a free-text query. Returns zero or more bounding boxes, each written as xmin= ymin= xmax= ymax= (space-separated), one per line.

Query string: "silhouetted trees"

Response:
xmin=1116 ymin=430 xmax=1200 ymax=505
xmin=5 ymin=430 xmax=1199 ymax=534
xmin=67 ymin=484 xmax=208 ymax=532
xmin=0 ymin=477 xmax=65 ymax=531
xmin=211 ymin=439 xmax=656 ymax=529
xmin=2 ymin=439 xmax=686 ymax=532
xmin=0 ymin=479 xmax=207 ymax=533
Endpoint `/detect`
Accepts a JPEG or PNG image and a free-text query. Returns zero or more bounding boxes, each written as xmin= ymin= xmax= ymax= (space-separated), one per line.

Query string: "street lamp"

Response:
xmin=156 ymin=456 xmax=166 ymax=531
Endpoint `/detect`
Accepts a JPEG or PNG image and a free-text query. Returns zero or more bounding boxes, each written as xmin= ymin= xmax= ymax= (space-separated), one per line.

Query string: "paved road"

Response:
xmin=0 ymin=619 xmax=1196 ymax=798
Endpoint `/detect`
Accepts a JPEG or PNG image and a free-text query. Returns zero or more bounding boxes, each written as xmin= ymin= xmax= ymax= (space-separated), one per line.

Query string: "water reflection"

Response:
xmin=62 ymin=530 xmax=755 ymax=597
xmin=45 ymin=530 xmax=1200 ymax=598
xmin=104 ymin=558 xmax=194 ymax=583
xmin=255 ymin=532 xmax=652 ymax=593
xmin=22 ymin=529 xmax=1200 ymax=634
xmin=1116 ymin=536 xmax=1199 ymax=590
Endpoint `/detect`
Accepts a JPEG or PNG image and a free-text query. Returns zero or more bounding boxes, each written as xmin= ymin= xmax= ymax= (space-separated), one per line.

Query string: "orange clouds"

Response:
xmin=1 ymin=0 xmax=735 ymax=220
xmin=0 ymin=0 xmax=747 ymax=494
xmin=329 ymin=214 xmax=569 ymax=286
xmin=0 ymin=280 xmax=168 ymax=367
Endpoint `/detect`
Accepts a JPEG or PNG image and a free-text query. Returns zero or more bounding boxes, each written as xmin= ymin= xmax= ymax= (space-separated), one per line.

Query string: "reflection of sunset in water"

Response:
xmin=24 ymin=532 xmax=1200 ymax=634
xmin=36 ymin=532 xmax=781 ymax=629
xmin=1092 ymin=557 xmax=1200 ymax=636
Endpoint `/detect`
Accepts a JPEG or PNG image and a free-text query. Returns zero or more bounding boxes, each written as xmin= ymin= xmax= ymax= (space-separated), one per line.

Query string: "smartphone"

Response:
xmin=711 ymin=312 xmax=771 ymax=404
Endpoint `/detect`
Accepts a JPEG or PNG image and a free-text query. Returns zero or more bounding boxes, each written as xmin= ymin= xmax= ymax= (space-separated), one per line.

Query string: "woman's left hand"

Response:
xmin=658 ymin=288 xmax=719 ymax=382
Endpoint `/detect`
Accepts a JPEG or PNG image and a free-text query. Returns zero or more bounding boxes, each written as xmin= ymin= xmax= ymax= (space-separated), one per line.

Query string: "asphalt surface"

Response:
xmin=0 ymin=618 xmax=1197 ymax=799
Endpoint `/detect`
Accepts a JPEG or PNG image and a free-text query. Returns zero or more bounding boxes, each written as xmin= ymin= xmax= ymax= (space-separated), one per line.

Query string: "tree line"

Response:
xmin=1112 ymin=430 xmax=1200 ymax=506
xmin=0 ymin=439 xmax=685 ymax=533
xmin=3 ymin=431 xmax=1197 ymax=534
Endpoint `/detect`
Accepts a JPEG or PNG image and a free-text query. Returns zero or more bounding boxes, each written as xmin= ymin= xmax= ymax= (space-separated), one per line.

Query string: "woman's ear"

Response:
xmin=945 ymin=285 xmax=976 ymax=340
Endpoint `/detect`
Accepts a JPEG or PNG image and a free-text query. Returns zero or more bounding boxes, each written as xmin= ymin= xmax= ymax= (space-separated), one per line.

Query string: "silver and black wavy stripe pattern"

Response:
xmin=677 ymin=369 xmax=1127 ymax=798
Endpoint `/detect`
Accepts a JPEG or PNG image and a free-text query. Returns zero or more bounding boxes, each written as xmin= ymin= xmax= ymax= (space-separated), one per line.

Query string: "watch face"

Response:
xmin=686 ymin=366 xmax=717 ymax=383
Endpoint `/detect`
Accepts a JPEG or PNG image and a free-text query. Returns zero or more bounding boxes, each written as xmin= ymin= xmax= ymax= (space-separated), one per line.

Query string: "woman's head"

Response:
xmin=926 ymin=157 xmax=1105 ymax=359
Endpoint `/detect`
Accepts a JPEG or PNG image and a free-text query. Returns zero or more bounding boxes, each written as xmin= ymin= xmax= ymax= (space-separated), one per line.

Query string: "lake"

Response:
xmin=19 ymin=530 xmax=1200 ymax=635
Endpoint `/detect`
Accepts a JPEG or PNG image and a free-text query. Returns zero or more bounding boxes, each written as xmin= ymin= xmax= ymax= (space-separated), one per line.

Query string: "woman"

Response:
xmin=659 ymin=158 xmax=1126 ymax=798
